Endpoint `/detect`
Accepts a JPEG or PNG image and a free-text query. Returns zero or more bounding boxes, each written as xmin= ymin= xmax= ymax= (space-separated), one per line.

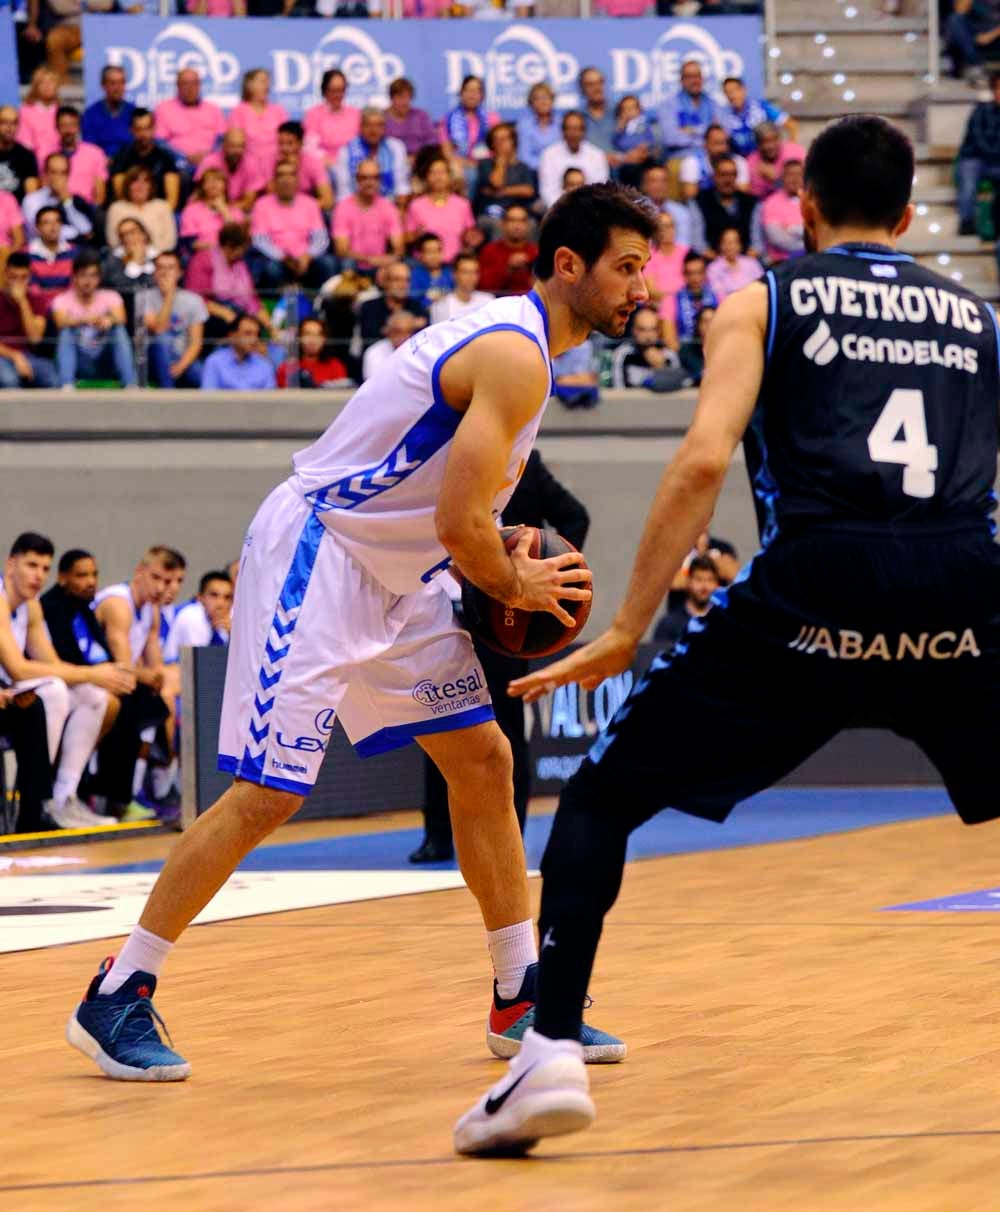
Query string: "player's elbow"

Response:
xmin=678 ymin=444 xmax=731 ymax=489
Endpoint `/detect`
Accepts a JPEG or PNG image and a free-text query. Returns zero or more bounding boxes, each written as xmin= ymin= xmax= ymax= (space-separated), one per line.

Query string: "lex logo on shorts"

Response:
xmin=412 ymin=671 xmax=485 ymax=716
xmin=275 ymin=707 xmax=339 ymax=753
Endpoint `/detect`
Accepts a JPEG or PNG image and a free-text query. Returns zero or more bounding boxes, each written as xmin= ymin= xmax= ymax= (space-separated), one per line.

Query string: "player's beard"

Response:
xmin=574 ymin=273 xmax=634 ymax=338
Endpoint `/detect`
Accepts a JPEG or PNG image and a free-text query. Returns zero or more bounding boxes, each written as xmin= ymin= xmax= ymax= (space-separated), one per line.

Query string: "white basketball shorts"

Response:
xmin=218 ymin=481 xmax=494 ymax=795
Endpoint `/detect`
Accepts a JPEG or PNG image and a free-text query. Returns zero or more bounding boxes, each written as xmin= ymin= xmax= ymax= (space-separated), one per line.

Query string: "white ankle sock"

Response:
xmin=487 ymin=919 xmax=537 ymax=1000
xmin=132 ymin=757 xmax=148 ymax=799
xmin=98 ymin=925 xmax=173 ymax=995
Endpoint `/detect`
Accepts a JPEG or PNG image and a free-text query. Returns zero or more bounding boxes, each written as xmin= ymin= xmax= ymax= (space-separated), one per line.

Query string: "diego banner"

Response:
xmin=82 ymin=15 xmax=763 ymax=122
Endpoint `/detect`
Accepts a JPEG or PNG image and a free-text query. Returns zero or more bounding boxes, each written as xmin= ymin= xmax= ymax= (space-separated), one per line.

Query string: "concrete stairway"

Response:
xmin=770 ymin=0 xmax=996 ymax=297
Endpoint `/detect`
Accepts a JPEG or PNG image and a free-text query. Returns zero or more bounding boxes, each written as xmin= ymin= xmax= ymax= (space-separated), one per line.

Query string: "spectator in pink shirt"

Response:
xmin=154 ymin=69 xmax=226 ymax=168
xmin=180 ymin=168 xmax=244 ymax=253
xmin=747 ymin=122 xmax=807 ymax=200
xmin=760 ymin=159 xmax=805 ymax=264
xmin=332 ymin=158 xmax=404 ymax=273
xmin=185 ymin=221 xmax=269 ymax=344
xmin=195 ymin=128 xmax=266 ymax=213
xmin=643 ymin=211 xmax=687 ymax=348
xmin=249 ymin=160 xmax=338 ymax=290
xmin=405 ymin=154 xmax=475 ymax=264
xmin=274 ymin=122 xmax=333 ymax=211
xmin=303 ymin=70 xmax=360 ymax=175
xmin=16 ymin=68 xmax=61 ymax=169
xmin=228 ymin=69 xmax=288 ymax=181
xmin=706 ymin=227 xmax=764 ymax=301
xmin=55 ymin=106 xmax=107 ymax=208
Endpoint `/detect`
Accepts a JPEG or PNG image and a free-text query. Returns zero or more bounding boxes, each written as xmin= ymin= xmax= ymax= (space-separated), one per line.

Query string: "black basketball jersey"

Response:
xmin=748 ymin=242 xmax=1000 ymax=545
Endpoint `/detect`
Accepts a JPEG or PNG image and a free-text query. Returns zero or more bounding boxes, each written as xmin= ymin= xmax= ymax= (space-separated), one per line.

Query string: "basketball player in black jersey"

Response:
xmin=454 ymin=114 xmax=1000 ymax=1155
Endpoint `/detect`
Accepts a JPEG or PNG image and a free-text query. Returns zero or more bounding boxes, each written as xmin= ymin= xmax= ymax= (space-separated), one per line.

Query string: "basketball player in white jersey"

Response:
xmin=95 ymin=546 xmax=177 ymax=821
xmin=67 ymin=184 xmax=659 ymax=1082
xmin=0 ymin=533 xmax=135 ymax=829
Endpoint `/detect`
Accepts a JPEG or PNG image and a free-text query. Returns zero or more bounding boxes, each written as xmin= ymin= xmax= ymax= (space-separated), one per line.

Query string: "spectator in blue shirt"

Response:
xmin=611 ymin=94 xmax=654 ymax=188
xmin=578 ymin=67 xmax=617 ymax=162
xmin=516 ymin=82 xmax=561 ymax=172
xmin=551 ymin=339 xmax=599 ymax=410
xmin=675 ymin=250 xmax=718 ymax=343
xmin=201 ymin=314 xmax=276 ymax=391
xmin=409 ymin=233 xmax=454 ymax=310
xmin=81 ymin=65 xmax=136 ymax=161
xmin=656 ymin=60 xmax=720 ymax=162
xmin=719 ymin=76 xmax=794 ymax=158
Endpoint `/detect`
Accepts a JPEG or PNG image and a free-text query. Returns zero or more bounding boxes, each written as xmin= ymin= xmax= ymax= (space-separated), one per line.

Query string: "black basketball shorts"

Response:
xmin=579 ymin=525 xmax=1000 ymax=827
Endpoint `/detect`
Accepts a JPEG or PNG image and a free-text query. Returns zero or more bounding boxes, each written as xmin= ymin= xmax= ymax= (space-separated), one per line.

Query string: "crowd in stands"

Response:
xmin=0 ymin=532 xmax=234 ymax=833
xmin=0 ymin=56 xmax=803 ymax=394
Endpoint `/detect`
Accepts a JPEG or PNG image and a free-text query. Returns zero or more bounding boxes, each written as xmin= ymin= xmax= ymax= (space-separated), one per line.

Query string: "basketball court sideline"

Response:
xmin=4 ymin=789 xmax=1000 ymax=1211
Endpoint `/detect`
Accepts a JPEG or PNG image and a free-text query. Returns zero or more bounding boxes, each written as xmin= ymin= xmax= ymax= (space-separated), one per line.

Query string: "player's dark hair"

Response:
xmin=535 ymin=183 xmax=659 ymax=279
xmin=6 ymin=251 xmax=29 ymax=271
xmin=804 ymin=114 xmax=913 ymax=231
xmin=688 ymin=555 xmax=720 ymax=580
xmin=58 ymin=548 xmax=93 ymax=574
xmin=10 ymin=532 xmax=54 ymax=559
xmin=199 ymin=570 xmax=231 ymax=595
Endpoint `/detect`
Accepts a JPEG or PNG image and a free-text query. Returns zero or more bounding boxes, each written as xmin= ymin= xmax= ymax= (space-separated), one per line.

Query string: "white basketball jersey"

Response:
xmin=0 ymin=588 xmax=29 ymax=685
xmin=290 ymin=291 xmax=553 ymax=595
xmin=93 ymin=582 xmax=154 ymax=663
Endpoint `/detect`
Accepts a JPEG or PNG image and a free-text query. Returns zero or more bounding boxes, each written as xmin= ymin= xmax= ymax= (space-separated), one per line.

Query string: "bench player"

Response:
xmin=455 ymin=115 xmax=1000 ymax=1153
xmin=66 ymin=184 xmax=659 ymax=1080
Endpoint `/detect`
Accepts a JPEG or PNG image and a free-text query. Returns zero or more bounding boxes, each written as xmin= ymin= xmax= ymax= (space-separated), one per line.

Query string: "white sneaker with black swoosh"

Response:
xmin=454 ymin=1028 xmax=595 ymax=1156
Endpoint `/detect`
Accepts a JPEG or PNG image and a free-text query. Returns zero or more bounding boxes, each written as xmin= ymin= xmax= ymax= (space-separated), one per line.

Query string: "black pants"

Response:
xmin=0 ymin=696 xmax=53 ymax=832
xmin=533 ymin=528 xmax=1000 ymax=1041
xmin=95 ymin=685 xmax=168 ymax=807
xmin=422 ymin=640 xmax=530 ymax=847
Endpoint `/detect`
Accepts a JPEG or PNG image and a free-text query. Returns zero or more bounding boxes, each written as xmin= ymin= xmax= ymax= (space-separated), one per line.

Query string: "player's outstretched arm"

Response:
xmin=435 ymin=331 xmax=591 ymax=625
xmin=510 ymin=283 xmax=769 ymax=702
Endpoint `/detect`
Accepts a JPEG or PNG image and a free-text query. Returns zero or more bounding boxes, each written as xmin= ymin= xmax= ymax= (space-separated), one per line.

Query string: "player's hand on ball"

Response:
xmin=508 ymin=625 xmax=638 ymax=703
xmin=508 ymin=528 xmax=592 ymax=628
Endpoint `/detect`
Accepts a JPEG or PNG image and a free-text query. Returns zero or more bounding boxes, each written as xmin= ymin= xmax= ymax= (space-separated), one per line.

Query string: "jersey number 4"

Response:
xmin=867 ymin=388 xmax=939 ymax=499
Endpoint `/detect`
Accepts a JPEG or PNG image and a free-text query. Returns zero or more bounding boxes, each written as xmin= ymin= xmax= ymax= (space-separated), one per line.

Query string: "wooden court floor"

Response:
xmin=4 ymin=807 xmax=1000 ymax=1211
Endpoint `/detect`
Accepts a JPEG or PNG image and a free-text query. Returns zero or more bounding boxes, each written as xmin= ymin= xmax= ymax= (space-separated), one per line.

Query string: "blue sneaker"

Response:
xmin=487 ymin=962 xmax=626 ymax=1064
xmin=66 ymin=958 xmax=191 ymax=1081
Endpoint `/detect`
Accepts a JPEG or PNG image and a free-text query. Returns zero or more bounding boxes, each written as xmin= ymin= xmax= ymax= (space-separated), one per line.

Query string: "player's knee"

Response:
xmin=227 ymin=779 xmax=303 ymax=835
xmin=447 ymin=726 xmax=513 ymax=800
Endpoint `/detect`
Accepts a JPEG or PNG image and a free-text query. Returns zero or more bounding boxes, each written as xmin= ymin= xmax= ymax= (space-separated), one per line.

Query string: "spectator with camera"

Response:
xmin=653 ymin=554 xmax=721 ymax=652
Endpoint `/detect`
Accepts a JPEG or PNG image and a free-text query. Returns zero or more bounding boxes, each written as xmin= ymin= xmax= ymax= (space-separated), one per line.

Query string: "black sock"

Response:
xmin=532 ymin=766 xmax=633 ymax=1041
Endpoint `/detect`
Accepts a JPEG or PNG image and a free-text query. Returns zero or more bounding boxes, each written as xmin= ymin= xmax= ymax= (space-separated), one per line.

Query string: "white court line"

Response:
xmin=0 ymin=870 xmax=472 ymax=954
